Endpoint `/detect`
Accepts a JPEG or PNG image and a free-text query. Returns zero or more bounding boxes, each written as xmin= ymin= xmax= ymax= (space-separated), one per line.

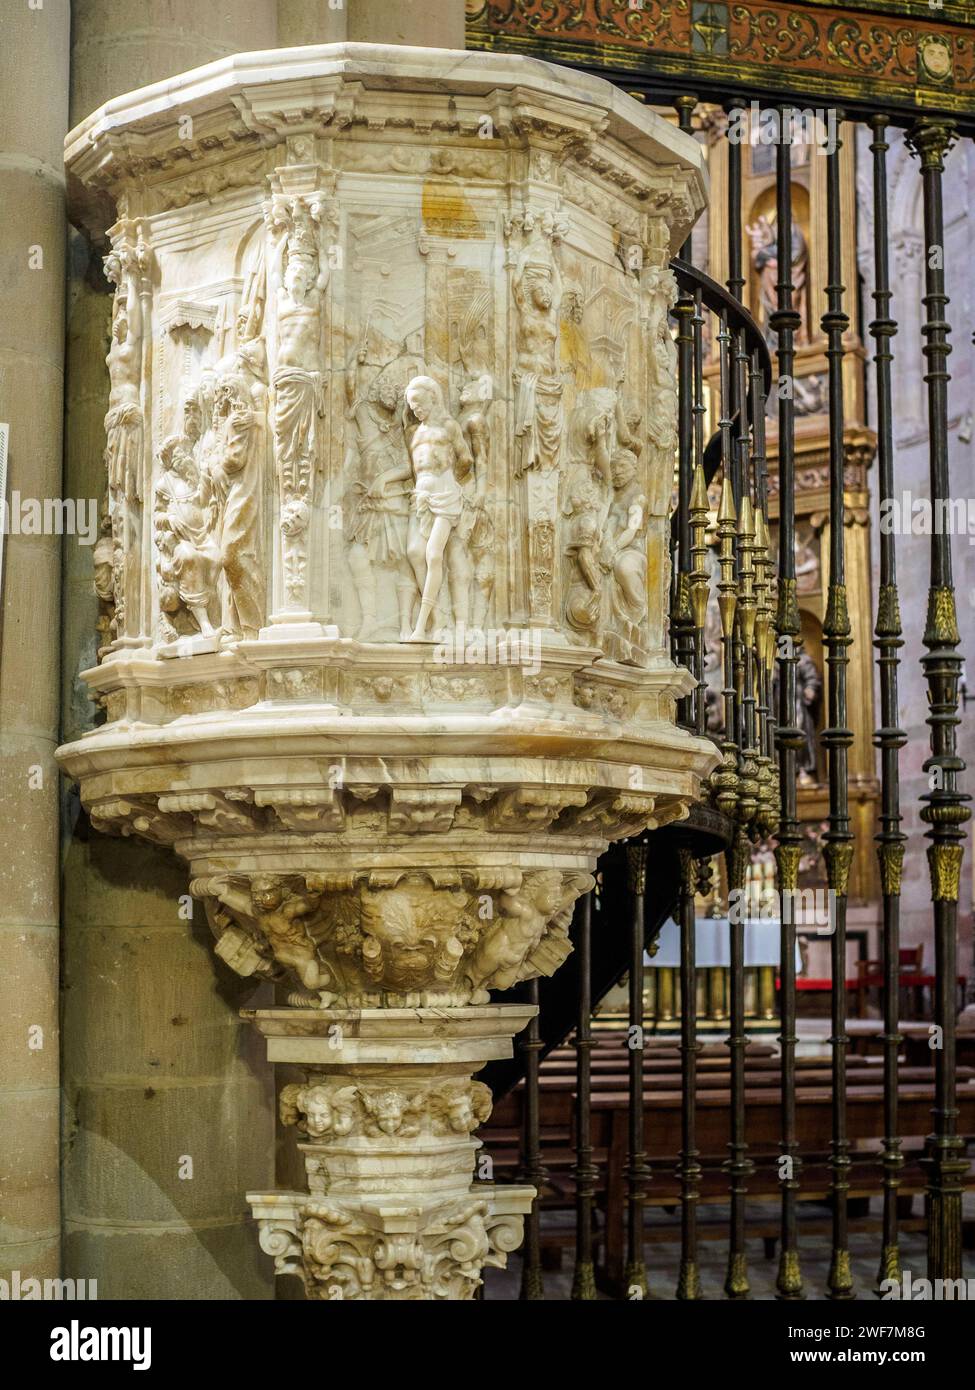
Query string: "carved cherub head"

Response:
xmin=434 ymin=1081 xmax=492 ymax=1135
xmin=280 ymin=497 xmax=309 ymax=537
xmin=304 ymin=1085 xmax=355 ymax=1138
xmin=280 ymin=1081 xmax=357 ymax=1139
xmin=360 ymin=1087 xmax=422 ymax=1136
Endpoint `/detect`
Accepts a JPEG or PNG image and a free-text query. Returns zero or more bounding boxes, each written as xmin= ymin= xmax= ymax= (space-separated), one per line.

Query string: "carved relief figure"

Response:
xmin=209 ymin=374 xmax=266 ymax=639
xmin=249 ymin=874 xmax=329 ymax=991
xmin=266 ymin=196 xmax=328 ymax=608
xmin=602 ymin=446 xmax=648 ymax=664
xmin=402 ymin=376 xmax=474 ymax=642
xmin=562 ymin=391 xmax=615 ymax=645
xmin=93 ymin=509 xmax=116 ymax=641
xmin=103 ymin=226 xmax=149 ymax=634
xmin=511 ymin=212 xmax=565 ymax=476
xmin=472 ymin=869 xmax=587 ymax=995
xmin=456 ymin=372 xmax=496 ymax=630
xmin=643 ymin=262 xmax=678 ymax=472
xmin=345 ymin=349 xmax=415 ymax=640
xmin=154 ymin=435 xmax=220 ymax=639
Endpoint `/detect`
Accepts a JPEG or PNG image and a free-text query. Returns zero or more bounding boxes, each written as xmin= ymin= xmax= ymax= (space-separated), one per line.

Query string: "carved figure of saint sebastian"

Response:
xmin=402 ymin=376 xmax=473 ymax=642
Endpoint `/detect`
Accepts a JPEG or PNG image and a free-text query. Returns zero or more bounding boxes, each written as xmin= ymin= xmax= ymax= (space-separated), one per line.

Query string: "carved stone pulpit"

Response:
xmin=58 ymin=43 xmax=716 ymax=1299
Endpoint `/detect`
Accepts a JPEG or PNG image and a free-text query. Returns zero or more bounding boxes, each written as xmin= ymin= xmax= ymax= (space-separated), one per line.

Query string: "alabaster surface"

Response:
xmin=59 ymin=42 xmax=712 ymax=1003
xmin=56 ymin=42 xmax=714 ymax=1298
xmin=246 ymin=1003 xmax=534 ymax=1300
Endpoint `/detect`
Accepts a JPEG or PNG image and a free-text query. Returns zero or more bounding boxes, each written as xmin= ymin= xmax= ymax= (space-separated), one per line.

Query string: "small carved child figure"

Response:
xmin=250 ymin=875 xmax=329 ymax=991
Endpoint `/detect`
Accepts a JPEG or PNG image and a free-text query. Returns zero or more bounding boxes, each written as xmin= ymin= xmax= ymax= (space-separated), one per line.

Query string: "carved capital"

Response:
xmin=906 ymin=118 xmax=957 ymax=171
xmin=250 ymin=1192 xmax=529 ymax=1301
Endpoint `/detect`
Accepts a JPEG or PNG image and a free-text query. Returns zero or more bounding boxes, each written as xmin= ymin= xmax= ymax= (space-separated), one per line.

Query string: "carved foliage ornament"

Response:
xmin=194 ymin=867 xmax=595 ymax=1004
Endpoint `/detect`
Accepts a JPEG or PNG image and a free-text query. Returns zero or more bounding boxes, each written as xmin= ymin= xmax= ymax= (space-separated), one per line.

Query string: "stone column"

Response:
xmin=58 ymin=42 xmax=714 ymax=1299
xmin=0 ymin=0 xmax=69 ymax=1289
xmin=277 ymin=0 xmax=465 ymax=48
xmin=60 ymin=0 xmax=280 ymax=1301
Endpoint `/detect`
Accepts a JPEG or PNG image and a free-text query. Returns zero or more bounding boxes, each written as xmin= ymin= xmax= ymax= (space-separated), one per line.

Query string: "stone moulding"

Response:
xmin=57 ymin=41 xmax=715 ymax=1299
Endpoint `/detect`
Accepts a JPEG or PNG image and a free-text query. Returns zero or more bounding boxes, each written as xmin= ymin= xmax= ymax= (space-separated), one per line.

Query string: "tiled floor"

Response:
xmin=484 ymin=1196 xmax=975 ymax=1300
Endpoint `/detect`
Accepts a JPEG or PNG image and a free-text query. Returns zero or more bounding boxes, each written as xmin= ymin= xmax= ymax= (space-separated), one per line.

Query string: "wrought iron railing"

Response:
xmin=481 ymin=90 xmax=972 ymax=1300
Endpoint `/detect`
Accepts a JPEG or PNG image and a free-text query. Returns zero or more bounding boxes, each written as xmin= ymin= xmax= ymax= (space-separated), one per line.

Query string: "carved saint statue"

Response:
xmin=402 ymin=375 xmax=474 ymax=642
xmin=796 ymin=648 xmax=823 ymax=785
xmin=345 ymin=350 xmax=415 ymax=640
xmin=209 ymin=374 xmax=265 ymax=639
xmin=602 ymin=446 xmax=648 ymax=663
xmin=103 ymin=230 xmax=148 ymax=635
xmin=773 ymin=646 xmax=823 ymax=784
xmin=746 ymin=213 xmax=809 ymax=348
xmin=104 ymin=247 xmax=144 ymax=503
xmin=456 ymin=372 xmax=496 ymax=630
xmin=512 ymin=213 xmax=565 ymax=476
xmin=266 ymin=197 xmax=328 ymax=606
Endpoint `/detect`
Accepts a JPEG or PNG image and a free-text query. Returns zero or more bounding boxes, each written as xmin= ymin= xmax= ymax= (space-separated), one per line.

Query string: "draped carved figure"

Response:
xmin=511 ymin=211 xmax=566 ymax=478
xmin=103 ymin=223 xmax=150 ymax=639
xmin=209 ymin=373 xmax=265 ymax=640
xmin=266 ymin=195 xmax=329 ymax=613
xmin=345 ymin=350 xmax=416 ymax=641
xmin=154 ymin=434 xmax=221 ymax=640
